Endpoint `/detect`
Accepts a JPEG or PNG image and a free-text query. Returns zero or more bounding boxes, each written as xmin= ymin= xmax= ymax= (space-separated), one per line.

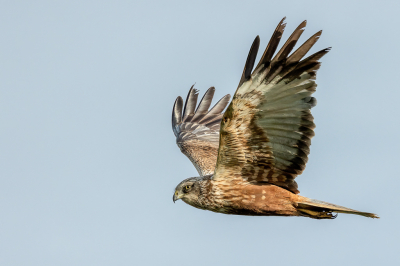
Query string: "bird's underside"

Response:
xmin=175 ymin=175 xmax=377 ymax=219
xmin=171 ymin=18 xmax=379 ymax=219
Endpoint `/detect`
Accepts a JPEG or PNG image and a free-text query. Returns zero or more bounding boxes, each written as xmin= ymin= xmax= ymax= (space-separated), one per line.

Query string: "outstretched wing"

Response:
xmin=172 ymin=86 xmax=230 ymax=176
xmin=214 ymin=18 xmax=330 ymax=193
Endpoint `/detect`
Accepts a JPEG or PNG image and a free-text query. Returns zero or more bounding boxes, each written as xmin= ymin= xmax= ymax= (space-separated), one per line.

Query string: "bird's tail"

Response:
xmin=296 ymin=198 xmax=379 ymax=219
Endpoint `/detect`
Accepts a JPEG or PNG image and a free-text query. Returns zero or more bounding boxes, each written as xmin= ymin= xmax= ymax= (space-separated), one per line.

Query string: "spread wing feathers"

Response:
xmin=172 ymin=86 xmax=231 ymax=176
xmin=214 ymin=19 xmax=330 ymax=194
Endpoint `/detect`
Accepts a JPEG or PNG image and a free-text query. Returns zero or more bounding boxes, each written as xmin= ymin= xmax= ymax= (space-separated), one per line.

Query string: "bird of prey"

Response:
xmin=171 ymin=18 xmax=378 ymax=219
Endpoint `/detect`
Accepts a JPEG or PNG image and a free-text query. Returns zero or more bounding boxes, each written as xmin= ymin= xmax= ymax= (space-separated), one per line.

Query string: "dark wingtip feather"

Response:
xmin=172 ymin=96 xmax=183 ymax=136
xmin=296 ymin=47 xmax=331 ymax=70
xmin=195 ymin=87 xmax=215 ymax=113
xmin=244 ymin=36 xmax=260 ymax=79
xmin=255 ymin=17 xmax=287 ymax=71
xmin=207 ymin=94 xmax=231 ymax=115
xmin=199 ymin=93 xmax=231 ymax=124
xmin=286 ymin=30 xmax=322 ymax=65
xmin=175 ymin=85 xmax=231 ymax=128
xmin=191 ymin=87 xmax=216 ymax=123
xmin=237 ymin=36 xmax=260 ymax=89
xmin=273 ymin=20 xmax=307 ymax=63
xmin=182 ymin=85 xmax=199 ymax=122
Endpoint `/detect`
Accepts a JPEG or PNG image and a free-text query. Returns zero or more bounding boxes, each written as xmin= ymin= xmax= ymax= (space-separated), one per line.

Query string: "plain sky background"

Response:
xmin=1 ymin=0 xmax=399 ymax=265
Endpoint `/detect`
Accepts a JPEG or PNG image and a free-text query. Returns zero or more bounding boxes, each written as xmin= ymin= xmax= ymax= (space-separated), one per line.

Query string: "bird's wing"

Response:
xmin=213 ymin=18 xmax=330 ymax=193
xmin=172 ymin=86 xmax=230 ymax=176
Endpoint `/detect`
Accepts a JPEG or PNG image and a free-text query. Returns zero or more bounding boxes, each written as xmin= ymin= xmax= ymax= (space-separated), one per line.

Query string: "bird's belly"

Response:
xmin=208 ymin=182 xmax=299 ymax=216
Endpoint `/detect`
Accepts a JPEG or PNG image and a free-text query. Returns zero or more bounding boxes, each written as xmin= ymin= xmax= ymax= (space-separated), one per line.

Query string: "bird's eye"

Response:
xmin=183 ymin=185 xmax=191 ymax=192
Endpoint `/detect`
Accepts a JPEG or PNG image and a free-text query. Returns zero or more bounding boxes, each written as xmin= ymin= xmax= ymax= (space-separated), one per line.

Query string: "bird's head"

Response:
xmin=173 ymin=177 xmax=201 ymax=204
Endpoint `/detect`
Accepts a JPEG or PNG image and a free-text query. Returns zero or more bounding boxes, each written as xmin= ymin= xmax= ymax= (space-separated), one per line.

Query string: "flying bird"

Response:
xmin=171 ymin=18 xmax=378 ymax=219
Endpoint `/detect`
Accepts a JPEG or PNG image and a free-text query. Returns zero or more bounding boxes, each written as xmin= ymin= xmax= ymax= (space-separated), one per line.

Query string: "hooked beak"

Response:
xmin=173 ymin=191 xmax=181 ymax=203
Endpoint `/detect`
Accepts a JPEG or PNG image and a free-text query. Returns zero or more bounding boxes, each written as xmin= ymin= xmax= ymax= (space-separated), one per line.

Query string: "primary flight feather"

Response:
xmin=171 ymin=18 xmax=378 ymax=219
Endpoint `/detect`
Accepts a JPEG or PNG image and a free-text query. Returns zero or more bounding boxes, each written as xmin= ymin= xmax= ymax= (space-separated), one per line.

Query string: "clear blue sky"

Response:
xmin=1 ymin=1 xmax=399 ymax=265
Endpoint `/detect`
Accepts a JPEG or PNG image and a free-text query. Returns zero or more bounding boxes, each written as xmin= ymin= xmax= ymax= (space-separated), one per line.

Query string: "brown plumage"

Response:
xmin=172 ymin=86 xmax=231 ymax=175
xmin=172 ymin=18 xmax=378 ymax=219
